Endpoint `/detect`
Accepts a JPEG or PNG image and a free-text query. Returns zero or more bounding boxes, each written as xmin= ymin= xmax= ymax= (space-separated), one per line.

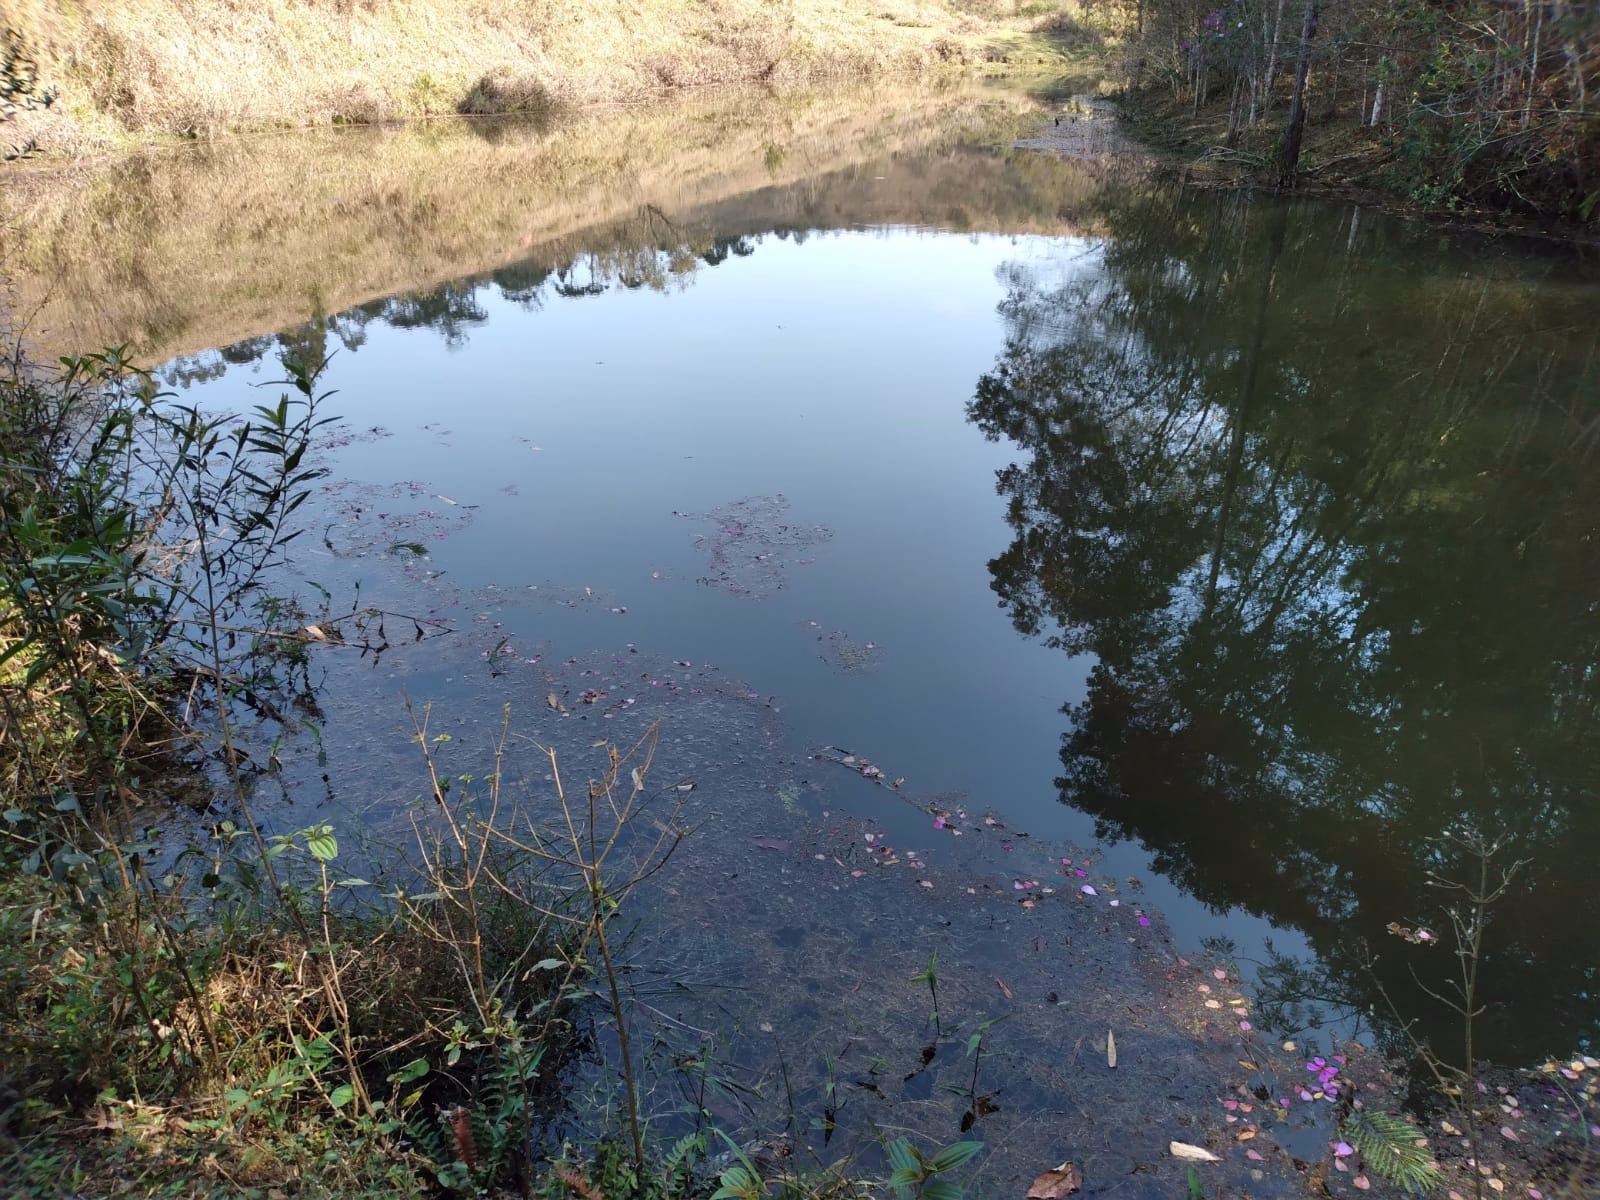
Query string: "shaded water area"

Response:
xmin=7 ymin=77 xmax=1600 ymax=1195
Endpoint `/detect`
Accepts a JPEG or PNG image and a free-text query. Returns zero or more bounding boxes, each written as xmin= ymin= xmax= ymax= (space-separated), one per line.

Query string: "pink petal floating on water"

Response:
xmin=1239 ymin=1021 xmax=1252 ymax=1032
xmin=1354 ymin=1176 xmax=1371 ymax=1191
xmin=1074 ymin=869 xmax=1087 ymax=877
xmin=933 ymin=818 xmax=946 ymax=829
xmin=1222 ymin=1100 xmax=1238 ymax=1111
xmin=1137 ymin=914 xmax=1152 ymax=926
xmin=1246 ymin=1149 xmax=1265 ymax=1162
xmin=1081 ymin=885 xmax=1098 ymax=896
xmin=1334 ymin=1142 xmax=1354 ymax=1157
xmin=1213 ymin=968 xmax=1227 ymax=980
xmin=919 ymin=880 xmax=933 ymax=888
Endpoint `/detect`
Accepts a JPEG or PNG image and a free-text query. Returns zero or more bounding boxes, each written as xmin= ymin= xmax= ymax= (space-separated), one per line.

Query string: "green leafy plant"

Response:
xmin=884 ymin=1137 xmax=983 ymax=1200
xmin=911 ymin=950 xmax=942 ymax=1036
xmin=407 ymin=1025 xmax=544 ymax=1194
xmin=1339 ymin=1108 xmax=1441 ymax=1195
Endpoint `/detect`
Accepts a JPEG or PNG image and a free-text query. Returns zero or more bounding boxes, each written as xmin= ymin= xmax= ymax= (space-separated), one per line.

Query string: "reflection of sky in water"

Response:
xmin=171 ymin=227 xmax=1300 ymax=968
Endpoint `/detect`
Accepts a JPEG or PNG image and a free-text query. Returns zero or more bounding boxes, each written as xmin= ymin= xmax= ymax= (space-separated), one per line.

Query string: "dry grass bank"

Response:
xmin=1 ymin=0 xmax=1105 ymax=153
xmin=1 ymin=79 xmax=1120 ymax=363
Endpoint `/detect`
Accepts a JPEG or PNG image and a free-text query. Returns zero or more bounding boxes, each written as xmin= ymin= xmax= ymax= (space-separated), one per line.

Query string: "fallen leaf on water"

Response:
xmin=996 ymin=978 xmax=1013 ymax=1000
xmin=1025 ymin=1162 xmax=1083 ymax=1199
xmin=1169 ymin=1142 xmax=1219 ymax=1163
xmin=303 ymin=625 xmax=327 ymax=640
xmin=1107 ymin=1029 xmax=1117 ymax=1069
xmin=545 ymin=692 xmax=560 ymax=710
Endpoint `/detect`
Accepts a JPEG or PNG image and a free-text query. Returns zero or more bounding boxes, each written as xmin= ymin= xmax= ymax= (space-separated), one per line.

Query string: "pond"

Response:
xmin=7 ymin=76 xmax=1599 ymax=1194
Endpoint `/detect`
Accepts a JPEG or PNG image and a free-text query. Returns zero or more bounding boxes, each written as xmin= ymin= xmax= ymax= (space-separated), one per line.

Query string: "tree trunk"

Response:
xmin=1226 ymin=77 xmax=1245 ymax=145
xmin=1523 ymin=0 xmax=1544 ymax=130
xmin=1258 ymin=0 xmax=1290 ymax=123
xmin=1278 ymin=0 xmax=1319 ymax=188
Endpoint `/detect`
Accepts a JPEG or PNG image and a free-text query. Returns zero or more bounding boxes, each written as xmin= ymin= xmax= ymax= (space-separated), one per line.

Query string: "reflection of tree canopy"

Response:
xmin=969 ymin=184 xmax=1600 ymax=1065
xmin=164 ymin=212 xmax=818 ymax=382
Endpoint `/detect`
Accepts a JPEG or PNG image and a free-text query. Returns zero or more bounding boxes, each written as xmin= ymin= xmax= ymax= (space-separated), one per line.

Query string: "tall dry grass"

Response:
xmin=2 ymin=0 xmax=1087 ymax=152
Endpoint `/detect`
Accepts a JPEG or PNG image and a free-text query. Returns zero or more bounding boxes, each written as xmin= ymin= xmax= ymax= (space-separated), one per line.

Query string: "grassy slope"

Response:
xmin=5 ymin=0 xmax=1086 ymax=152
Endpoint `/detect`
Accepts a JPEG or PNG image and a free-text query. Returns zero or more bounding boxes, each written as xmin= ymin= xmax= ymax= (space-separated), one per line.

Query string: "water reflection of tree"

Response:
xmin=160 ymin=213 xmax=808 ymax=383
xmin=969 ymin=183 xmax=1600 ymax=1065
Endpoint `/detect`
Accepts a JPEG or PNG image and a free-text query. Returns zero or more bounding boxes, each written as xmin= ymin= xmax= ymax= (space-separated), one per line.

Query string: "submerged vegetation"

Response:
xmin=0 ymin=338 xmax=1005 ymax=1197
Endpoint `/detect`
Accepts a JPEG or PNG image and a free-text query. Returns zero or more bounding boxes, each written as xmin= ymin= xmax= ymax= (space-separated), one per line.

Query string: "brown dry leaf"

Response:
xmin=1236 ymin=1129 xmax=1256 ymax=1142
xmin=996 ymin=978 xmax=1013 ymax=1000
xmin=1238 ymin=1060 xmax=1259 ymax=1070
xmin=1169 ymin=1142 xmax=1220 ymax=1162
xmin=1026 ymin=1162 xmax=1083 ymax=1199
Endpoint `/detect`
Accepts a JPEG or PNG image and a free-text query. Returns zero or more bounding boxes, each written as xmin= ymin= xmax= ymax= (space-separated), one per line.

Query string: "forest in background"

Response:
xmin=1105 ymin=0 xmax=1599 ymax=223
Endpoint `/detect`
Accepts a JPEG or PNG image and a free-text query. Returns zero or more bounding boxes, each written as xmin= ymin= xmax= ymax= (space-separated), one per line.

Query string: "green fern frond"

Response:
xmin=663 ymin=1131 xmax=705 ymax=1185
xmin=1341 ymin=1108 xmax=1442 ymax=1195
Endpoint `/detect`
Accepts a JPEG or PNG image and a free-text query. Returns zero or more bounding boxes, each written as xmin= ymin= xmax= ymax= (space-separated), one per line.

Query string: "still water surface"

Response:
xmin=16 ymin=81 xmax=1599 ymax=1086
